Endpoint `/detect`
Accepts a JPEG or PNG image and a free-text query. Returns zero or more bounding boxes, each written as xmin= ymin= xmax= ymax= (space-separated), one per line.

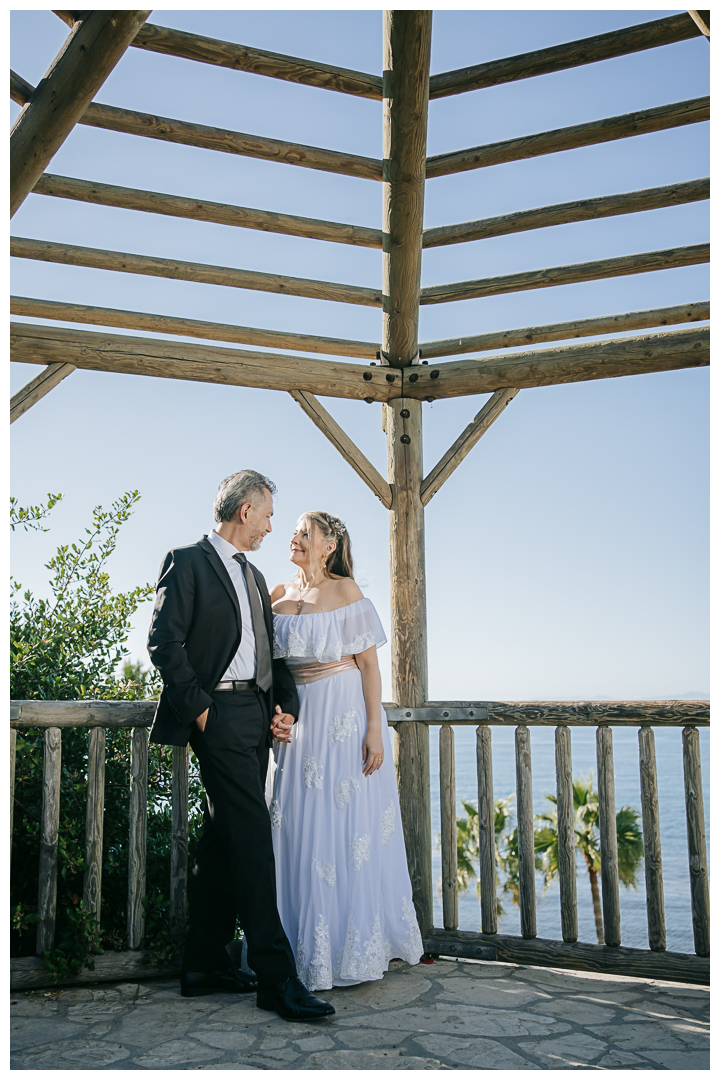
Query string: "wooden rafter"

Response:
xmin=420 ymin=389 xmax=520 ymax=505
xmin=419 ymin=302 xmax=710 ymax=360
xmin=422 ymin=178 xmax=709 ymax=249
xmin=428 ymin=12 xmax=705 ymax=98
xmin=289 ymin=391 xmax=392 ymax=508
xmin=10 ymin=11 xmax=151 ymax=217
xmin=426 ymin=97 xmax=709 ymax=179
xmin=32 ymin=173 xmax=382 ymax=249
xmin=10 ymin=362 xmax=76 ymax=424
xmin=10 ymin=297 xmax=379 ymax=360
xmin=10 ymin=237 xmax=382 ymax=308
xmin=420 ymin=245 xmax=709 ymax=306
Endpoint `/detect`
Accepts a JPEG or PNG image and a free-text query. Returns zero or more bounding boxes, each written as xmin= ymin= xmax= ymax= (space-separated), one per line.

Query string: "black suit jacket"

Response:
xmin=147 ymin=536 xmax=299 ymax=746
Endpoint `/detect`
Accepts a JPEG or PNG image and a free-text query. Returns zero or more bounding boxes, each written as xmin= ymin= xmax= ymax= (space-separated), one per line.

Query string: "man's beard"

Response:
xmin=249 ymin=533 xmax=264 ymax=551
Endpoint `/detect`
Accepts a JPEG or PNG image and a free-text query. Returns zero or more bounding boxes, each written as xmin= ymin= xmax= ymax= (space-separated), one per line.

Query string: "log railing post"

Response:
xmin=170 ymin=744 xmax=189 ymax=923
xmin=439 ymin=724 xmax=458 ymax=930
xmin=476 ymin=723 xmax=497 ymax=934
xmin=10 ymin=727 xmax=17 ymax=867
xmin=83 ymin=726 xmax=106 ymax=921
xmin=36 ymin=727 xmax=61 ymax=954
xmin=596 ymin=724 xmax=621 ymax=947
xmin=682 ymin=725 xmax=709 ymax=956
xmin=383 ymin=9 xmax=433 ymax=938
xmin=127 ymin=727 xmax=149 ymax=949
xmin=638 ymin=726 xmax=666 ymax=951
xmin=515 ymin=724 xmax=536 ymax=938
xmin=554 ymin=725 xmax=578 ymax=942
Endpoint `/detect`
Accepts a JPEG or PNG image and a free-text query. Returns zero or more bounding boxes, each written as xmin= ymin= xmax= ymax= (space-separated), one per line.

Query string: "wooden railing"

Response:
xmin=10 ymin=698 xmax=709 ymax=988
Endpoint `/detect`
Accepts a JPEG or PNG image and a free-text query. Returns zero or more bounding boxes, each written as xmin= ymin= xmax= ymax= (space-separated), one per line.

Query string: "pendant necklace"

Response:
xmin=296 ymin=568 xmax=325 ymax=612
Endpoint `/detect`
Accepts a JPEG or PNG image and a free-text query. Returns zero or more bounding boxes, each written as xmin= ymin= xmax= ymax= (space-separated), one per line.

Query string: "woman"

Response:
xmin=269 ymin=511 xmax=423 ymax=991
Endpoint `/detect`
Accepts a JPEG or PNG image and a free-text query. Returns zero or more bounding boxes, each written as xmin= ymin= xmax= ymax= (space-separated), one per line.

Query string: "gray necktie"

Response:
xmin=233 ymin=553 xmax=273 ymax=693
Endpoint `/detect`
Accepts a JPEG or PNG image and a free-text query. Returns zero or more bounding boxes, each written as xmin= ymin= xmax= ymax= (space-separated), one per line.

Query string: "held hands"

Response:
xmin=362 ymin=728 xmax=384 ymax=777
xmin=271 ymin=705 xmax=294 ymax=744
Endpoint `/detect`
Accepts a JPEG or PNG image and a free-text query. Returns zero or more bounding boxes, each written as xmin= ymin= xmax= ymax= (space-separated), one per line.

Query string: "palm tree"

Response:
xmin=453 ymin=796 xmax=517 ymax=917
xmin=534 ymin=773 xmax=644 ymax=944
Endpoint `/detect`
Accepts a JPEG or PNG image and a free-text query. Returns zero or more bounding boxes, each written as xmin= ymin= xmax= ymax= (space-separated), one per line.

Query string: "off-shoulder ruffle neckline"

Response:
xmin=273 ymin=596 xmax=368 ymax=618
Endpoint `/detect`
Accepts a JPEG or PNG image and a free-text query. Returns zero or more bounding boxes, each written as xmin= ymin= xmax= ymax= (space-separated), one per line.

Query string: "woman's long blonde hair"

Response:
xmin=298 ymin=511 xmax=354 ymax=580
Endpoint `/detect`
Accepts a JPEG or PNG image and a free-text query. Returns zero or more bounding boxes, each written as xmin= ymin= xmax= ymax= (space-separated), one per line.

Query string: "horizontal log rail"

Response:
xmin=10 ymin=237 xmax=382 ymax=308
xmin=419 ymin=302 xmax=710 ymax=360
xmin=53 ymin=12 xmax=383 ymax=100
xmin=11 ymin=699 xmax=709 ymax=728
xmin=10 ymin=323 xmax=391 ymax=403
xmin=10 ymin=297 xmax=380 ymax=361
xmin=426 ymin=97 xmax=709 ymax=179
xmin=402 ymin=327 xmax=709 ymax=400
xmin=32 ymin=173 xmax=383 ymax=248
xmin=428 ymin=12 xmax=705 ymax=99
xmin=422 ymin=178 xmax=710 ymax=249
xmin=419 ymin=244 xmax=709 ymax=307
xmin=10 ymin=74 xmax=382 ymax=182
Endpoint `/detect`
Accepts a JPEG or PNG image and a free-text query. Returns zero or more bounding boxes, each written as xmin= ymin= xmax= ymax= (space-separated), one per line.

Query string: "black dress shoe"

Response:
xmin=181 ymin=965 xmax=258 ymax=998
xmin=256 ymin=975 xmax=335 ymax=1021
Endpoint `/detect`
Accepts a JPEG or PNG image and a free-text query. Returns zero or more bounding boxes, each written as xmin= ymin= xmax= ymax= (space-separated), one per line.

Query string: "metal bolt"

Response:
xmin=400 ymin=408 xmax=410 ymax=418
xmin=409 ymin=373 xmax=419 ymax=382
xmin=386 ymin=373 xmax=396 ymax=382
xmin=363 ymin=371 xmax=373 ymax=381
xmin=400 ymin=434 xmax=411 ymax=444
xmin=364 ymin=397 xmax=374 ymax=404
xmin=424 ymin=396 xmax=435 ymax=403
xmin=430 ymin=370 xmax=440 ymax=380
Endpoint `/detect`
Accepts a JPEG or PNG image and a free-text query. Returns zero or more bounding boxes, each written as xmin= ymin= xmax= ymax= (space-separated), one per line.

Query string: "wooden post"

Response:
xmin=682 ymin=726 xmax=709 ymax=956
xmin=383 ymin=10 xmax=433 ymax=938
xmin=515 ymin=725 xmax=536 ymax=938
xmin=637 ymin=727 xmax=666 ymax=951
xmin=170 ymin=745 xmax=189 ymax=923
xmin=596 ymin=725 xmax=621 ymax=947
xmin=10 ymin=10 xmax=151 ymax=216
xmin=476 ymin=724 xmax=497 ymax=934
xmin=439 ymin=724 xmax=458 ymax=931
xmin=10 ymin=728 xmax=17 ymax=869
xmin=36 ymin=728 xmax=61 ymax=954
xmin=554 ymin=725 xmax=578 ymax=942
xmin=83 ymin=727 xmax=105 ymax=921
xmin=127 ymin=727 xmax=148 ymax=949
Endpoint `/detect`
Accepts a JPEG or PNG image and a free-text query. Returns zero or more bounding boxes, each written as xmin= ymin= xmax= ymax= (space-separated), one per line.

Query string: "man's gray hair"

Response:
xmin=213 ymin=470 xmax=277 ymax=523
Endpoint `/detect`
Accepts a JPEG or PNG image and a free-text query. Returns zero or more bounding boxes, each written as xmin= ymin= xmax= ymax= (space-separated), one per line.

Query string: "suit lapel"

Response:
xmin=198 ymin=537 xmax=242 ymax=635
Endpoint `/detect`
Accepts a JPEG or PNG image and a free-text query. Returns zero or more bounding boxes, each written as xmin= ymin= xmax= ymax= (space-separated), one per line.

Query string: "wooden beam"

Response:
xmin=289 ymin=390 xmax=392 ymax=508
xmin=687 ymin=10 xmax=710 ymax=38
xmin=422 ymin=178 xmax=710 ymax=249
xmin=11 ymin=72 xmax=382 ymax=183
xmin=420 ymin=388 xmax=519 ymax=505
xmin=419 ymin=244 xmax=709 ymax=307
xmin=402 ymin=327 xmax=710 ymax=400
xmin=419 ymin=302 xmax=710 ymax=360
xmin=10 ymin=237 xmax=382 ymax=308
xmin=10 ymin=323 xmax=392 ymax=402
xmin=10 ymin=362 xmax=76 ymax=424
xmin=383 ymin=11 xmax=434 ymax=942
xmin=10 ymin=296 xmax=380 ymax=360
xmin=426 ymin=97 xmax=709 ymax=179
xmin=32 ymin=173 xmax=383 ymax=249
xmin=10 ymin=69 xmax=34 ymax=106
xmin=53 ymin=10 xmax=384 ymax=98
xmin=10 ymin=11 xmax=151 ymax=217
xmin=428 ymin=12 xmax=704 ymax=99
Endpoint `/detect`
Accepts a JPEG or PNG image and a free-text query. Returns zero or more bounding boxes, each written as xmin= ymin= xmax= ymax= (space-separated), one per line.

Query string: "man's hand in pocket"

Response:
xmin=196 ymin=708 xmax=209 ymax=732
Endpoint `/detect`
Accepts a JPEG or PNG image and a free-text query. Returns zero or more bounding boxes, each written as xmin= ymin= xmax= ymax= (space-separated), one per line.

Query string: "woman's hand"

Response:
xmin=362 ymin=728 xmax=384 ymax=776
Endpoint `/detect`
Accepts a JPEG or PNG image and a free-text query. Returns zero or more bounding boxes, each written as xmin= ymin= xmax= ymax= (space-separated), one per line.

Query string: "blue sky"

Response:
xmin=10 ymin=9 xmax=709 ymax=700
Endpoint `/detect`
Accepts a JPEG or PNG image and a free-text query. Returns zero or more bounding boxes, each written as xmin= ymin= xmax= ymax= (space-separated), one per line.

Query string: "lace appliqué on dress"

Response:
xmin=303 ymin=755 xmax=324 ymax=790
xmin=334 ymin=777 xmax=360 ymax=811
xmin=296 ymin=914 xmax=332 ymax=992
xmin=350 ymin=833 xmax=371 ymax=870
xmin=313 ymin=859 xmax=337 ymax=888
xmin=328 ymin=710 xmax=358 ymax=744
xmin=345 ymin=631 xmax=377 ymax=656
xmin=399 ymin=896 xmax=424 ymax=961
xmin=269 ymin=800 xmax=282 ymax=829
xmin=381 ymin=804 xmax=396 ymax=845
xmin=338 ymin=908 xmax=391 ymax=983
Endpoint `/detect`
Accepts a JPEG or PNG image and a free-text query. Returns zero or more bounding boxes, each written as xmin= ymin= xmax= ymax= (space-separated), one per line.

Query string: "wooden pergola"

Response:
xmin=10 ymin=10 xmax=710 ymax=964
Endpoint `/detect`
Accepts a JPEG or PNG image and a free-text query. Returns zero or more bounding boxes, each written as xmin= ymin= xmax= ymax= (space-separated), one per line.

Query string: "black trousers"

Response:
xmin=183 ymin=688 xmax=296 ymax=985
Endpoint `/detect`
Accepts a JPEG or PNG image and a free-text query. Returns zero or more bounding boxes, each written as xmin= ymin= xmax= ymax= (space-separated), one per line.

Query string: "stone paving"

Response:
xmin=10 ymin=958 xmax=709 ymax=1070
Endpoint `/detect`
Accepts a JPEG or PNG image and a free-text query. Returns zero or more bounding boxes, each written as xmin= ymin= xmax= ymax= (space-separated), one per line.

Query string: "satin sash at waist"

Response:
xmin=289 ymin=655 xmax=359 ymax=684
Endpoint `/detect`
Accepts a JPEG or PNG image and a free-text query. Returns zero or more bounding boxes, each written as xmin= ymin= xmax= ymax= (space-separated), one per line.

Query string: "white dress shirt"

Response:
xmin=207 ymin=529 xmax=257 ymax=681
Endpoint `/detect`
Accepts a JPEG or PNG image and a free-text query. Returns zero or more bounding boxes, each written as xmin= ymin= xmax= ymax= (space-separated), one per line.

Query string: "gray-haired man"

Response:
xmin=148 ymin=470 xmax=334 ymax=1021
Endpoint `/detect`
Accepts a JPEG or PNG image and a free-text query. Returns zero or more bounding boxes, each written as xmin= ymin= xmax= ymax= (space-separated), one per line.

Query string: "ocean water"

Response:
xmin=425 ymin=724 xmax=710 ymax=954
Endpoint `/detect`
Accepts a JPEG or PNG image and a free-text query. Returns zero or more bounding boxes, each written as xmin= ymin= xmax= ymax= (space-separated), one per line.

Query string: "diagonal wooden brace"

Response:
xmin=11 ymin=362 xmax=77 ymax=424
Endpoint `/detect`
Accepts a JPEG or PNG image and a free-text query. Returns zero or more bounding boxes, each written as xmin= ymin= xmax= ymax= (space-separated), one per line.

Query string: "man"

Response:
xmin=147 ymin=470 xmax=334 ymax=1022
